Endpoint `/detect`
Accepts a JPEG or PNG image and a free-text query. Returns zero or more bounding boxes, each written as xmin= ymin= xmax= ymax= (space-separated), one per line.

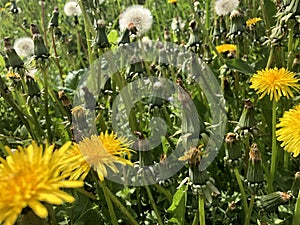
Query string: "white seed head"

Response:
xmin=119 ymin=5 xmax=153 ymax=36
xmin=14 ymin=37 xmax=34 ymax=57
xmin=99 ymin=0 xmax=105 ymax=4
xmin=64 ymin=1 xmax=82 ymax=16
xmin=215 ymin=0 xmax=239 ymax=16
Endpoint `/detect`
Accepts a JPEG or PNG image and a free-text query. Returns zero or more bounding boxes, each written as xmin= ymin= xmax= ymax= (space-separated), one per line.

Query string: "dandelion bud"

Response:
xmin=118 ymin=28 xmax=130 ymax=45
xmin=292 ymin=172 xmax=300 ymax=197
xmin=213 ymin=19 xmax=221 ymax=40
xmin=71 ymin=106 xmax=88 ymax=130
xmin=4 ymin=37 xmax=24 ymax=69
xmin=94 ymin=19 xmax=111 ymax=49
xmin=49 ymin=7 xmax=59 ymax=28
xmin=58 ymin=91 xmax=72 ymax=108
xmin=82 ymin=86 xmax=97 ymax=110
xmin=292 ymin=54 xmax=300 ymax=72
xmin=26 ymin=76 xmax=41 ymax=98
xmin=30 ymin=24 xmax=49 ymax=59
xmin=10 ymin=0 xmax=19 ymax=14
xmin=156 ymin=154 xmax=176 ymax=187
xmin=187 ymin=20 xmax=202 ymax=49
xmin=257 ymin=192 xmax=292 ymax=212
xmin=246 ymin=143 xmax=264 ymax=193
xmin=224 ymin=132 xmax=242 ymax=167
xmin=228 ymin=10 xmax=245 ymax=38
xmin=234 ymin=99 xmax=256 ymax=137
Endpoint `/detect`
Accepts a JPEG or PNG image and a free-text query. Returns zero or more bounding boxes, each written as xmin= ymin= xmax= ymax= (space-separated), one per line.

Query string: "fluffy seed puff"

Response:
xmin=119 ymin=5 xmax=153 ymax=37
xmin=64 ymin=1 xmax=82 ymax=16
xmin=215 ymin=0 xmax=239 ymax=16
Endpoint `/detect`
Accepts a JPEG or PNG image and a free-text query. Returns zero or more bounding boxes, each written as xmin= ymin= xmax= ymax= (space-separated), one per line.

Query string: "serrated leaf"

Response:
xmin=64 ymin=69 xmax=87 ymax=91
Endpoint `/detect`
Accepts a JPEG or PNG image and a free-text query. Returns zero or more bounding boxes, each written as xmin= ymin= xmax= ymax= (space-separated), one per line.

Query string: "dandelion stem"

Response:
xmin=145 ymin=185 xmax=164 ymax=225
xmin=98 ymin=181 xmax=118 ymax=225
xmin=287 ymin=20 xmax=295 ymax=70
xmin=234 ymin=168 xmax=249 ymax=215
xmin=205 ymin=0 xmax=210 ymax=31
xmin=154 ymin=183 xmax=172 ymax=203
xmin=192 ymin=208 xmax=199 ymax=225
xmin=41 ymin=62 xmax=53 ymax=143
xmin=292 ymin=190 xmax=300 ymax=225
xmin=268 ymin=99 xmax=277 ymax=193
xmin=244 ymin=195 xmax=255 ymax=225
xmin=105 ymin=185 xmax=139 ymax=225
xmin=51 ymin=29 xmax=64 ymax=86
xmin=199 ymin=194 xmax=206 ymax=225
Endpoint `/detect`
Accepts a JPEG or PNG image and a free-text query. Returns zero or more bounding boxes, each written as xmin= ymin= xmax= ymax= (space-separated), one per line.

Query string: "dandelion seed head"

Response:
xmin=14 ymin=37 xmax=34 ymax=57
xmin=64 ymin=1 xmax=82 ymax=16
xmin=215 ymin=0 xmax=239 ymax=16
xmin=119 ymin=5 xmax=153 ymax=36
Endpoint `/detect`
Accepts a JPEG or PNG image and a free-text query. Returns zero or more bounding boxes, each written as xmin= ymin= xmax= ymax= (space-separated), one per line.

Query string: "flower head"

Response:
xmin=216 ymin=44 xmax=237 ymax=53
xmin=78 ymin=132 xmax=133 ymax=181
xmin=250 ymin=67 xmax=300 ymax=102
xmin=276 ymin=104 xmax=300 ymax=157
xmin=64 ymin=1 xmax=82 ymax=16
xmin=0 ymin=142 xmax=83 ymax=225
xmin=215 ymin=0 xmax=239 ymax=16
xmin=168 ymin=0 xmax=177 ymax=3
xmin=246 ymin=17 xmax=262 ymax=28
xmin=119 ymin=5 xmax=153 ymax=36
xmin=13 ymin=37 xmax=34 ymax=57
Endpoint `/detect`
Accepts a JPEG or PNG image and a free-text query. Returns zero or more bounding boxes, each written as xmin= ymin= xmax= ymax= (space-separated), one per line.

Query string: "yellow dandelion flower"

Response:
xmin=216 ymin=44 xmax=237 ymax=53
xmin=63 ymin=143 xmax=91 ymax=180
xmin=6 ymin=70 xmax=20 ymax=78
xmin=246 ymin=17 xmax=262 ymax=27
xmin=0 ymin=142 xmax=83 ymax=225
xmin=276 ymin=104 xmax=300 ymax=157
xmin=78 ymin=131 xmax=133 ymax=181
xmin=179 ymin=145 xmax=204 ymax=165
xmin=168 ymin=0 xmax=177 ymax=3
xmin=250 ymin=67 xmax=300 ymax=102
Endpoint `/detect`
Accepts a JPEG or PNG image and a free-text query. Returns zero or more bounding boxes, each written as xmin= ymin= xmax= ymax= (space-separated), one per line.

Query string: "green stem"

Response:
xmin=244 ymin=195 xmax=255 ymax=225
xmin=192 ymin=209 xmax=199 ymax=225
xmin=145 ymin=185 xmax=164 ymax=225
xmin=199 ymin=194 xmax=206 ymax=225
xmin=105 ymin=186 xmax=139 ymax=225
xmin=98 ymin=181 xmax=118 ymax=225
xmin=266 ymin=47 xmax=274 ymax=68
xmin=40 ymin=63 xmax=52 ymax=143
xmin=292 ymin=190 xmax=300 ymax=225
xmin=268 ymin=99 xmax=277 ymax=193
xmin=51 ymin=29 xmax=64 ymax=86
xmin=205 ymin=0 xmax=210 ymax=32
xmin=154 ymin=183 xmax=172 ymax=203
xmin=234 ymin=168 xmax=249 ymax=215
xmin=287 ymin=21 xmax=295 ymax=70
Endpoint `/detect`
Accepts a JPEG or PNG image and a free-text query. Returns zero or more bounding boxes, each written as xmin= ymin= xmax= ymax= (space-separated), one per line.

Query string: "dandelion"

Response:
xmin=215 ymin=0 xmax=239 ymax=16
xmin=0 ymin=142 xmax=83 ymax=225
xmin=63 ymin=144 xmax=91 ymax=180
xmin=276 ymin=104 xmax=300 ymax=157
xmin=168 ymin=0 xmax=177 ymax=3
xmin=13 ymin=37 xmax=34 ymax=57
xmin=216 ymin=44 xmax=237 ymax=53
xmin=246 ymin=17 xmax=262 ymax=27
xmin=64 ymin=1 xmax=82 ymax=16
xmin=171 ymin=17 xmax=185 ymax=31
xmin=119 ymin=5 xmax=153 ymax=36
xmin=250 ymin=67 xmax=300 ymax=102
xmin=78 ymin=131 xmax=133 ymax=181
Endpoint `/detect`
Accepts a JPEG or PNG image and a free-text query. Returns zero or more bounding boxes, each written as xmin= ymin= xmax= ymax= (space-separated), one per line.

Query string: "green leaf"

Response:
xmin=64 ymin=69 xmax=87 ymax=91
xmin=226 ymin=58 xmax=256 ymax=75
xmin=167 ymin=184 xmax=188 ymax=224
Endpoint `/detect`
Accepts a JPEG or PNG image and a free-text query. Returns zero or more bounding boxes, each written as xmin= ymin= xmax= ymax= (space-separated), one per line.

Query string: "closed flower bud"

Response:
xmin=234 ymin=99 xmax=257 ymax=137
xmin=187 ymin=20 xmax=202 ymax=49
xmin=26 ymin=76 xmax=40 ymax=98
xmin=71 ymin=106 xmax=88 ymax=130
xmin=49 ymin=7 xmax=59 ymax=28
xmin=10 ymin=0 xmax=19 ymax=14
xmin=118 ymin=28 xmax=130 ymax=45
xmin=31 ymin=24 xmax=49 ymax=59
xmin=4 ymin=37 xmax=24 ymax=69
xmin=246 ymin=143 xmax=264 ymax=193
xmin=228 ymin=10 xmax=245 ymax=38
xmin=224 ymin=132 xmax=242 ymax=167
xmin=257 ymin=191 xmax=292 ymax=212
xmin=93 ymin=19 xmax=111 ymax=49
xmin=291 ymin=171 xmax=300 ymax=197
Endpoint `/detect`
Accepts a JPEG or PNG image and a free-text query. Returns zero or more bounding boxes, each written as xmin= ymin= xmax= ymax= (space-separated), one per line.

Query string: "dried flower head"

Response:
xmin=250 ymin=67 xmax=300 ymax=102
xmin=276 ymin=104 xmax=300 ymax=157
xmin=215 ymin=0 xmax=239 ymax=16
xmin=13 ymin=37 xmax=34 ymax=57
xmin=64 ymin=1 xmax=82 ymax=16
xmin=119 ymin=5 xmax=153 ymax=36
